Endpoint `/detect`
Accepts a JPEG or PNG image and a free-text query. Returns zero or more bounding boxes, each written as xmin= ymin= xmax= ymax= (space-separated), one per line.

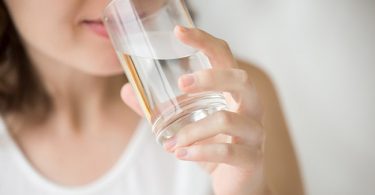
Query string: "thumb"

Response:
xmin=121 ymin=83 xmax=144 ymax=117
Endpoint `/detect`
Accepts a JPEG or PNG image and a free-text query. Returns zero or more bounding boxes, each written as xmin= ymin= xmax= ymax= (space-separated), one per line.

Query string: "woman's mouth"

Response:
xmin=81 ymin=19 xmax=109 ymax=38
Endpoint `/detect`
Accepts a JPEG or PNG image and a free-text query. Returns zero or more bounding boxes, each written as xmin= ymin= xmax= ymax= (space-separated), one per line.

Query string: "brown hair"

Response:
xmin=0 ymin=1 xmax=51 ymax=123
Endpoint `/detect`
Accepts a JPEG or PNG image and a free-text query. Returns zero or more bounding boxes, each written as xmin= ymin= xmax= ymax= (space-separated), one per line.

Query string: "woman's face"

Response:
xmin=4 ymin=0 xmax=122 ymax=76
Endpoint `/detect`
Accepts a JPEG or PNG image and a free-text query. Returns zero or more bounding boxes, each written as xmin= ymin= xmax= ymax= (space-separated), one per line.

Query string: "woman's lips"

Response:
xmin=82 ymin=20 xmax=109 ymax=38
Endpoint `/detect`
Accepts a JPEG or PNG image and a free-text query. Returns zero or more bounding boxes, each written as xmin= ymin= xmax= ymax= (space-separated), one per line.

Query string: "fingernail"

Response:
xmin=180 ymin=74 xmax=195 ymax=88
xmin=176 ymin=25 xmax=189 ymax=33
xmin=163 ymin=137 xmax=177 ymax=151
xmin=175 ymin=148 xmax=188 ymax=158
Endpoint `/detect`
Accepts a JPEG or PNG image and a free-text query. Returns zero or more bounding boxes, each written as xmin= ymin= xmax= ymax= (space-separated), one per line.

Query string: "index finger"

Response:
xmin=174 ymin=26 xmax=237 ymax=69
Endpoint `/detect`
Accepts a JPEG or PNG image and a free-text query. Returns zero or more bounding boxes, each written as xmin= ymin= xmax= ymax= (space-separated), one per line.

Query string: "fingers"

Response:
xmin=174 ymin=26 xmax=237 ymax=68
xmin=171 ymin=26 xmax=265 ymax=172
xmin=178 ymin=68 xmax=263 ymax=120
xmin=164 ymin=110 xmax=263 ymax=150
xmin=178 ymin=68 xmax=249 ymax=96
xmin=174 ymin=143 xmax=261 ymax=170
xmin=120 ymin=83 xmax=144 ymax=117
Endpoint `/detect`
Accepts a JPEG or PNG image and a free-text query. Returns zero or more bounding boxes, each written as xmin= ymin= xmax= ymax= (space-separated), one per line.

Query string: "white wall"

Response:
xmin=190 ymin=0 xmax=375 ymax=194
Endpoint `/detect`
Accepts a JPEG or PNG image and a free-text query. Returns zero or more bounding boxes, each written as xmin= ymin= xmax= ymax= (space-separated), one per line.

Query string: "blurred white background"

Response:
xmin=190 ymin=0 xmax=375 ymax=194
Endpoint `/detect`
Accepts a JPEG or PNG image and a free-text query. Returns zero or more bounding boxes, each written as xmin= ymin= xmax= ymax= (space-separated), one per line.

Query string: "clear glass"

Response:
xmin=103 ymin=0 xmax=228 ymax=144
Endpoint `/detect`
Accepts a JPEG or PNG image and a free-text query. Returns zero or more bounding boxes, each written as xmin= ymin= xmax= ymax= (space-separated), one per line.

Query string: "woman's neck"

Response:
xmin=9 ymin=45 xmax=136 ymax=135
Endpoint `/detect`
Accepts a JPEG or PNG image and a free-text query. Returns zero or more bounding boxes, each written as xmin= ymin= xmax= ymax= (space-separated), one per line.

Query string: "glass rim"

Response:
xmin=103 ymin=0 xmax=118 ymax=13
xmin=103 ymin=0 xmax=178 ymax=15
xmin=102 ymin=0 xmax=125 ymax=23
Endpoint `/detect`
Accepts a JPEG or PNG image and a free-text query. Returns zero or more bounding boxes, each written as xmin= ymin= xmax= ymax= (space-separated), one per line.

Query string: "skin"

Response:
xmin=4 ymin=0 xmax=304 ymax=194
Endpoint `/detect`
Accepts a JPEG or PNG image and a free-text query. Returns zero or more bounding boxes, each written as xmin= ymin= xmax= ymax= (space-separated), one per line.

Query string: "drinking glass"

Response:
xmin=103 ymin=0 xmax=228 ymax=144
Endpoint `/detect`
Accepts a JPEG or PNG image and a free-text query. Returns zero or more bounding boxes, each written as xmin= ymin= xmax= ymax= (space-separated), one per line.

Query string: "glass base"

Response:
xmin=152 ymin=93 xmax=228 ymax=145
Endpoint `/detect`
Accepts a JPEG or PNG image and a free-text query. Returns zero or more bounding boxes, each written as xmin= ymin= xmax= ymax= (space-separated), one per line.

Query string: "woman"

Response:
xmin=0 ymin=0 xmax=303 ymax=194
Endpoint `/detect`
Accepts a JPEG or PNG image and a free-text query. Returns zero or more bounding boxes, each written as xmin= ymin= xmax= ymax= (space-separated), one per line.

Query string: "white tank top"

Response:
xmin=0 ymin=118 xmax=213 ymax=195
